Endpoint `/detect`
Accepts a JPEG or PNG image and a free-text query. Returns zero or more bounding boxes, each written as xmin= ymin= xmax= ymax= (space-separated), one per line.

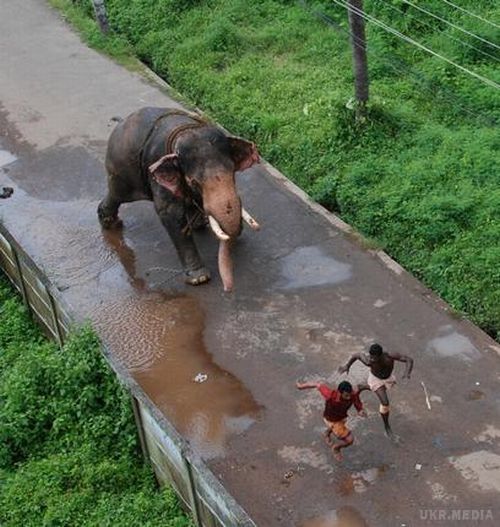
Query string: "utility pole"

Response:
xmin=91 ymin=0 xmax=109 ymax=34
xmin=347 ymin=0 xmax=369 ymax=120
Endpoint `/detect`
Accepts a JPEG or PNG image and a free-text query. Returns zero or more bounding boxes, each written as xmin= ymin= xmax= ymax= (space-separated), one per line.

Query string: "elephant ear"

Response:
xmin=228 ymin=137 xmax=260 ymax=172
xmin=148 ymin=154 xmax=183 ymax=198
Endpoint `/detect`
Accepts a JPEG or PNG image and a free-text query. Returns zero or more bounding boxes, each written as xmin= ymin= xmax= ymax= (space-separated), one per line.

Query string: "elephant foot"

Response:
xmin=184 ymin=267 xmax=211 ymax=286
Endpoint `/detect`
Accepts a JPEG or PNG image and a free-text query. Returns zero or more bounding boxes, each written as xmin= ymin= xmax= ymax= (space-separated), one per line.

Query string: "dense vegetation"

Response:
xmin=54 ymin=0 xmax=499 ymax=339
xmin=0 ymin=278 xmax=191 ymax=526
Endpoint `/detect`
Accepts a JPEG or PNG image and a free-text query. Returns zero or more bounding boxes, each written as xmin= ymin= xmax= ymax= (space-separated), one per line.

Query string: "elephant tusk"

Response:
xmin=208 ymin=215 xmax=230 ymax=241
xmin=242 ymin=207 xmax=260 ymax=230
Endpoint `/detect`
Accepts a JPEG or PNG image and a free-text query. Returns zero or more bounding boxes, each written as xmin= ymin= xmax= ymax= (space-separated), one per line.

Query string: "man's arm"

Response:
xmin=296 ymin=381 xmax=320 ymax=390
xmin=389 ymin=353 xmax=414 ymax=379
xmin=297 ymin=381 xmax=332 ymax=400
xmin=338 ymin=353 xmax=369 ymax=374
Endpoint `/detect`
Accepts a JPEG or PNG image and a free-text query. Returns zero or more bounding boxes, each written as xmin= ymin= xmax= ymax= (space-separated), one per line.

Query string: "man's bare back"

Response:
xmin=338 ymin=343 xmax=414 ymax=440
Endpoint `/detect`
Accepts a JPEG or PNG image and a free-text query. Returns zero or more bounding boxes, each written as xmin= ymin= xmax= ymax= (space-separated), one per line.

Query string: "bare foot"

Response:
xmin=323 ymin=431 xmax=332 ymax=446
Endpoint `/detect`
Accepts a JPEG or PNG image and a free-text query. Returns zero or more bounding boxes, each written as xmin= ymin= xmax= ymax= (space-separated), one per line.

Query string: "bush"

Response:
xmin=0 ymin=277 xmax=191 ymax=526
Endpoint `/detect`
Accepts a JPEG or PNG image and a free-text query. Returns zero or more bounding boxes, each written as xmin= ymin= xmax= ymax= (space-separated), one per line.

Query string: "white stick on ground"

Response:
xmin=421 ymin=381 xmax=432 ymax=410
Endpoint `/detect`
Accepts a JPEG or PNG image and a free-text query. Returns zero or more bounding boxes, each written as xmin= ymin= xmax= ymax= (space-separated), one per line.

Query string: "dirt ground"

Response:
xmin=1 ymin=2 xmax=499 ymax=526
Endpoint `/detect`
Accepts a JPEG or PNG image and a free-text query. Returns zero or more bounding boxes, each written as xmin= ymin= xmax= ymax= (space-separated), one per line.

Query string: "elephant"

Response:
xmin=97 ymin=107 xmax=260 ymax=291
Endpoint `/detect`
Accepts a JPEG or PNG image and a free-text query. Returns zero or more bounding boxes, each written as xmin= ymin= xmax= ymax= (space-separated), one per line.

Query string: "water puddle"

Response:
xmin=93 ymin=229 xmax=261 ymax=460
xmin=278 ymin=246 xmax=351 ymax=290
xmin=2 ymin=144 xmax=106 ymax=200
xmin=95 ymin=293 xmax=260 ymax=459
xmin=426 ymin=325 xmax=481 ymax=362
xmin=300 ymin=507 xmax=368 ymax=527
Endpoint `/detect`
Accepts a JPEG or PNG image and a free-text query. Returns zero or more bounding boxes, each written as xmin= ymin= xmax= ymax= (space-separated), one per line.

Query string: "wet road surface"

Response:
xmin=1 ymin=1 xmax=499 ymax=526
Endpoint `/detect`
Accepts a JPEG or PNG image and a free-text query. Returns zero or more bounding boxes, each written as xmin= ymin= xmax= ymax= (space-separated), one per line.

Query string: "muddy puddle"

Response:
xmin=94 ymin=292 xmax=260 ymax=459
xmin=300 ymin=507 xmax=368 ymax=527
xmin=92 ymin=230 xmax=261 ymax=460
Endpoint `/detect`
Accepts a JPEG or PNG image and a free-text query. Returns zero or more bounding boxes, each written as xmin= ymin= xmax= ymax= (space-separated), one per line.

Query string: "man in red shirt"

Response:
xmin=296 ymin=380 xmax=366 ymax=461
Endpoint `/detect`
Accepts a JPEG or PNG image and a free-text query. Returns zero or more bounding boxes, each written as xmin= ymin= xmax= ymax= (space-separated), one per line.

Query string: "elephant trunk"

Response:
xmin=203 ymin=176 xmax=260 ymax=292
xmin=203 ymin=180 xmax=241 ymax=292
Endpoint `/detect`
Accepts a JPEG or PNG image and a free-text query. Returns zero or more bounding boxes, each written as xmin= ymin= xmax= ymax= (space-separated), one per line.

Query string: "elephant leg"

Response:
xmin=98 ymin=193 xmax=124 ymax=229
xmin=154 ymin=199 xmax=210 ymax=286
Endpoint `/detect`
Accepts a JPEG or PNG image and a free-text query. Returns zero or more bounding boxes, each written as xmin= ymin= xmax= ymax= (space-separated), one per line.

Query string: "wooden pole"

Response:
xmin=91 ymin=0 xmax=109 ymax=34
xmin=12 ymin=249 xmax=30 ymax=314
xmin=47 ymin=286 xmax=65 ymax=348
xmin=183 ymin=456 xmax=202 ymax=526
xmin=347 ymin=0 xmax=369 ymax=120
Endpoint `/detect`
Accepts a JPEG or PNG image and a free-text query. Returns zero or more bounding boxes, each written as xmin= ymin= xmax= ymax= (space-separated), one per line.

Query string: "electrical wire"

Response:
xmin=330 ymin=0 xmax=500 ymax=90
xmin=297 ymin=0 xmax=497 ymax=126
xmin=402 ymin=0 xmax=500 ymax=51
xmin=439 ymin=0 xmax=500 ymax=31
xmin=375 ymin=0 xmax=500 ymax=63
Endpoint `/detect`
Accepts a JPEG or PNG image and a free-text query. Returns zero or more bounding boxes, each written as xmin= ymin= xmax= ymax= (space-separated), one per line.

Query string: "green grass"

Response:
xmin=0 ymin=276 xmax=192 ymax=527
xmin=51 ymin=0 xmax=499 ymax=340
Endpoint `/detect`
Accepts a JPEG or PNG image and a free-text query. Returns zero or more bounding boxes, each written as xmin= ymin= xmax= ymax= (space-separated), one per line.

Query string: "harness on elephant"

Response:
xmin=165 ymin=114 xmax=208 ymax=153
xmin=140 ymin=108 xmax=208 ymax=161
xmin=139 ymin=109 xmax=208 ymax=235
xmin=139 ymin=109 xmax=206 ymax=191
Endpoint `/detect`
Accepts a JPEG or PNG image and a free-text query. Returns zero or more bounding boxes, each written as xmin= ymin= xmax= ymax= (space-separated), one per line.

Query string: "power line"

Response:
xmin=297 ymin=0 xmax=497 ymax=126
xmin=375 ymin=0 xmax=500 ymax=64
xmin=298 ymin=1 xmax=415 ymax=80
xmin=330 ymin=0 xmax=500 ymax=90
xmin=402 ymin=0 xmax=500 ymax=51
xmin=439 ymin=0 xmax=500 ymax=31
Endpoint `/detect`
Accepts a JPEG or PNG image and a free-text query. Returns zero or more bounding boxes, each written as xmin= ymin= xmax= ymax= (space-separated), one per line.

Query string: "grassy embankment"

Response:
xmin=52 ymin=0 xmax=499 ymax=339
xmin=0 ymin=278 xmax=192 ymax=526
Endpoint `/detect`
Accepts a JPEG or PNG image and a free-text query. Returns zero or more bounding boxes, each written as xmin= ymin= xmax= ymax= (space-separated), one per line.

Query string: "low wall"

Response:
xmin=0 ymin=224 xmax=256 ymax=527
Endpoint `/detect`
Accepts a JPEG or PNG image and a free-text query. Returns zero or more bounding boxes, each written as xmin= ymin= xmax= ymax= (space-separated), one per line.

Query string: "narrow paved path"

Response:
xmin=1 ymin=2 xmax=499 ymax=526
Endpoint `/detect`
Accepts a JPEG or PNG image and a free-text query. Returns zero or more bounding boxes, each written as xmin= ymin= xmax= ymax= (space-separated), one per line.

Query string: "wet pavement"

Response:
xmin=1 ymin=1 xmax=500 ymax=526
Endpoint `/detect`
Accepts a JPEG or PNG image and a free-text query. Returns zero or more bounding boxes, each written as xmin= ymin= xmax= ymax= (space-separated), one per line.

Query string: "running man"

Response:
xmin=296 ymin=380 xmax=366 ymax=461
xmin=338 ymin=343 xmax=414 ymax=440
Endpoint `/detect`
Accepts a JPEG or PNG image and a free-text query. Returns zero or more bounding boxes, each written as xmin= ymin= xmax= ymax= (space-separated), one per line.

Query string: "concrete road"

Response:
xmin=1 ymin=1 xmax=499 ymax=526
